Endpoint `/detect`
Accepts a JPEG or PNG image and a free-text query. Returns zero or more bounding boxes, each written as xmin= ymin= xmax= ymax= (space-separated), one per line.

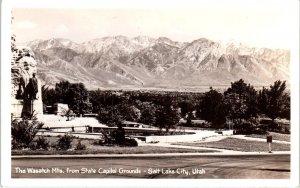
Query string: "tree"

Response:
xmin=89 ymin=89 xmax=104 ymax=113
xmin=245 ymin=87 xmax=259 ymax=119
xmin=42 ymin=85 xmax=57 ymax=106
xmin=225 ymin=79 xmax=249 ymax=97
xmin=198 ymin=88 xmax=227 ymax=128
xmin=224 ymin=93 xmax=247 ymax=126
xmin=67 ymin=83 xmax=92 ymax=116
xmin=224 ymin=79 xmax=258 ymax=120
xmin=264 ymin=80 xmax=288 ymax=121
xmin=137 ymin=101 xmax=157 ymax=126
xmin=54 ymin=81 xmax=71 ymax=104
xmin=186 ymin=111 xmax=194 ymax=127
xmin=50 ymin=81 xmax=92 ymax=116
xmin=258 ymin=87 xmax=269 ymax=115
xmin=155 ymin=105 xmax=180 ymax=132
xmin=42 ymin=81 xmax=92 ymax=116
xmin=97 ymin=105 xmax=123 ymax=127
xmin=257 ymin=80 xmax=290 ymax=132
xmin=89 ymin=90 xmax=124 ymax=113
xmin=178 ymin=101 xmax=194 ymax=118
xmin=223 ymin=80 xmax=258 ymax=131
xmin=280 ymin=93 xmax=290 ymax=120
xmin=97 ymin=102 xmax=140 ymax=127
xmin=118 ymin=102 xmax=141 ymax=122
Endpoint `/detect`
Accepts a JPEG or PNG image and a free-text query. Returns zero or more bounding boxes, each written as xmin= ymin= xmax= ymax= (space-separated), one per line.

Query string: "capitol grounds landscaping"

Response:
xmin=12 ymin=131 xmax=290 ymax=155
xmin=11 ymin=136 xmax=220 ymax=155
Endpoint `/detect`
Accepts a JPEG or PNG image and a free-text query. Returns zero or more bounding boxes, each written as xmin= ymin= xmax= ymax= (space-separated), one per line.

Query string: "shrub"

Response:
xmin=50 ymin=142 xmax=57 ymax=150
xmin=253 ymin=125 xmax=267 ymax=135
xmin=99 ymin=129 xmax=114 ymax=145
xmin=269 ymin=122 xmax=281 ymax=131
xmin=75 ymin=140 xmax=86 ymax=150
xmin=36 ymin=136 xmax=50 ymax=150
xmin=11 ymin=139 xmax=19 ymax=150
xmin=112 ymin=125 xmax=125 ymax=145
xmin=29 ymin=142 xmax=37 ymax=150
xmin=56 ymin=134 xmax=73 ymax=150
xmin=93 ymin=140 xmax=104 ymax=145
xmin=284 ymin=127 xmax=290 ymax=134
xmin=123 ymin=138 xmax=138 ymax=147
xmin=11 ymin=119 xmax=44 ymax=149
xmin=235 ymin=122 xmax=255 ymax=135
xmin=186 ymin=118 xmax=192 ymax=127
xmin=235 ymin=121 xmax=267 ymax=135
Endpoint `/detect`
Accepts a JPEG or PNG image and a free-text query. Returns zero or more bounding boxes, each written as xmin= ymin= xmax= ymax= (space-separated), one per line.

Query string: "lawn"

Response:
xmin=12 ymin=136 xmax=219 ymax=155
xmin=245 ymin=132 xmax=290 ymax=142
xmin=174 ymin=137 xmax=290 ymax=152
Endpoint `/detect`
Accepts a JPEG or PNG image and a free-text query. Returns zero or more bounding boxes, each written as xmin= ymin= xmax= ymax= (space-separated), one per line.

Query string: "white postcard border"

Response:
xmin=1 ymin=0 xmax=299 ymax=187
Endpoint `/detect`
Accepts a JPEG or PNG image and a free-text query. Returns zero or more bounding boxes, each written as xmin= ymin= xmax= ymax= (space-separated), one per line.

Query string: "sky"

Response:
xmin=12 ymin=7 xmax=294 ymax=49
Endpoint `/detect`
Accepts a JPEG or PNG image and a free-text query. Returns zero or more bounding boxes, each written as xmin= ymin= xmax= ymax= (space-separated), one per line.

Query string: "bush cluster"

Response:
xmin=75 ymin=140 xmax=86 ymax=150
xmin=56 ymin=134 xmax=73 ymax=150
xmin=123 ymin=138 xmax=138 ymax=147
xmin=11 ymin=119 xmax=44 ymax=149
xmin=36 ymin=136 xmax=50 ymax=150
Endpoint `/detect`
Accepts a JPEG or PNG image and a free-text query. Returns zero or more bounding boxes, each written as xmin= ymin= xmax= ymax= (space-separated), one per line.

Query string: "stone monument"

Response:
xmin=11 ymin=45 xmax=43 ymax=119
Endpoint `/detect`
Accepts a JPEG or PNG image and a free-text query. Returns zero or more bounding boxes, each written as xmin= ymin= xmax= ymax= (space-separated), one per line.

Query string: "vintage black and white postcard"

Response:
xmin=1 ymin=0 xmax=299 ymax=187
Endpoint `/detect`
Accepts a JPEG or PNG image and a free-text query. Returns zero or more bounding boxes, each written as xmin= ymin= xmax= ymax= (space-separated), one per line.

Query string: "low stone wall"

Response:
xmin=37 ymin=131 xmax=103 ymax=139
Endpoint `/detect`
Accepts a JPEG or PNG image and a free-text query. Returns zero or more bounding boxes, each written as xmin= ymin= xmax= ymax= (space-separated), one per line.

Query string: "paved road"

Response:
xmin=12 ymin=154 xmax=290 ymax=179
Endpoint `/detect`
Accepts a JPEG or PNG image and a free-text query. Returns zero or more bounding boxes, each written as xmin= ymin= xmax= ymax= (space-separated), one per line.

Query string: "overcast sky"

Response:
xmin=12 ymin=7 xmax=293 ymax=48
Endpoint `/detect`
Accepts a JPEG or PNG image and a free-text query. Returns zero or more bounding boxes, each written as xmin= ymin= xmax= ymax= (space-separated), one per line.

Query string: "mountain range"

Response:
xmin=22 ymin=36 xmax=290 ymax=91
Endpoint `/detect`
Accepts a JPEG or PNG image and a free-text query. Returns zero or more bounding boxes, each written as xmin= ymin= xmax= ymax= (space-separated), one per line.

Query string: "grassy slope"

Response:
xmin=245 ymin=132 xmax=290 ymax=142
xmin=174 ymin=137 xmax=290 ymax=152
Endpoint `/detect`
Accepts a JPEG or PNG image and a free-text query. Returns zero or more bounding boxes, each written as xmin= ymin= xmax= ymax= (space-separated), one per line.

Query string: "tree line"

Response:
xmin=42 ymin=79 xmax=290 ymax=133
